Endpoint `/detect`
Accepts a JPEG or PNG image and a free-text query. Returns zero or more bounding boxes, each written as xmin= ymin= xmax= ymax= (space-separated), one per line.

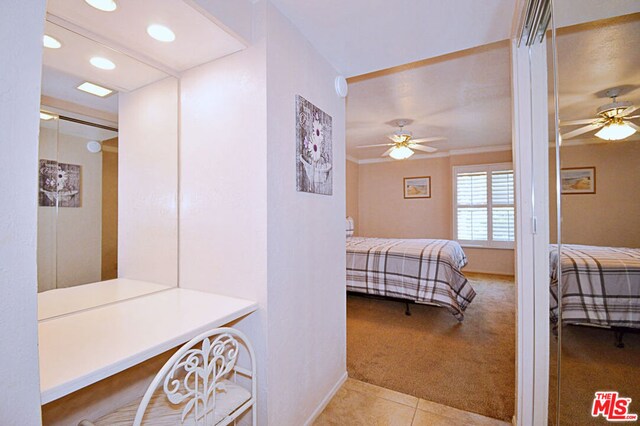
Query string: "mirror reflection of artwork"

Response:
xmin=296 ymin=95 xmax=333 ymax=195
xmin=560 ymin=167 xmax=595 ymax=194
xmin=39 ymin=159 xmax=81 ymax=207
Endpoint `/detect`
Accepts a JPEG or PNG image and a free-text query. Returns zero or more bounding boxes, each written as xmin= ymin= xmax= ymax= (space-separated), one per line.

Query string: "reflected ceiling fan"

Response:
xmin=357 ymin=120 xmax=445 ymax=160
xmin=560 ymin=89 xmax=639 ymax=141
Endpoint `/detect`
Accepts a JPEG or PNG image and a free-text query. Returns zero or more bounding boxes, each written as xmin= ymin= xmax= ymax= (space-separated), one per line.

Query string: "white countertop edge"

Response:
xmin=40 ymin=300 xmax=258 ymax=404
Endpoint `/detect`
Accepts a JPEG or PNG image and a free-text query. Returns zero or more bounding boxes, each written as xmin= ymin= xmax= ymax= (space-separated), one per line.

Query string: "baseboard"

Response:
xmin=303 ymin=371 xmax=348 ymax=426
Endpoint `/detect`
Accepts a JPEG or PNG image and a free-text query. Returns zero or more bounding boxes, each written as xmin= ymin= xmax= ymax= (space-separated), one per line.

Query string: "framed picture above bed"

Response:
xmin=404 ymin=176 xmax=431 ymax=199
xmin=560 ymin=167 xmax=596 ymax=195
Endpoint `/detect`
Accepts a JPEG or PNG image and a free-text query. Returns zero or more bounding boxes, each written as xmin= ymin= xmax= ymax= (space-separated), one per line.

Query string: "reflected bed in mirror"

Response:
xmin=38 ymin=18 xmax=179 ymax=319
xmin=548 ymin=11 xmax=640 ymax=426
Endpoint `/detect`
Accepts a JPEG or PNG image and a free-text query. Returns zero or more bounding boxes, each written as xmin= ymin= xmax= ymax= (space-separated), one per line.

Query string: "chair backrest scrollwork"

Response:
xmin=134 ymin=327 xmax=255 ymax=426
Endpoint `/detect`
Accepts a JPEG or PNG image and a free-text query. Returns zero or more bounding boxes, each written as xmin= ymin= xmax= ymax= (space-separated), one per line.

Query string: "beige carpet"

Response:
xmin=346 ymin=273 xmax=516 ymax=422
xmin=548 ymin=324 xmax=640 ymax=425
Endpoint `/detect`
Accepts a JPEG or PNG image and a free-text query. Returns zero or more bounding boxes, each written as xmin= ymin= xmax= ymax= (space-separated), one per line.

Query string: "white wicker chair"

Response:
xmin=84 ymin=327 xmax=256 ymax=426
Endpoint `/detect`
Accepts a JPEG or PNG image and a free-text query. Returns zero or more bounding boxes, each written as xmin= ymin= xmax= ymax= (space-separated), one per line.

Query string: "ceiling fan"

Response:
xmin=560 ymin=89 xmax=639 ymax=141
xmin=357 ymin=120 xmax=445 ymax=160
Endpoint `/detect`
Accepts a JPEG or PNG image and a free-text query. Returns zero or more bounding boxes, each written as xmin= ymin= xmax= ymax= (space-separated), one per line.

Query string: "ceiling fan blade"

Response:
xmin=619 ymin=105 xmax=639 ymax=118
xmin=410 ymin=144 xmax=438 ymax=153
xmin=382 ymin=147 xmax=394 ymax=157
xmin=561 ymin=123 xmax=604 ymax=140
xmin=410 ymin=137 xmax=446 ymax=144
xmin=627 ymin=121 xmax=640 ymax=132
xmin=560 ymin=118 xmax=598 ymax=126
xmin=357 ymin=143 xmax=394 ymax=149
xmin=387 ymin=134 xmax=404 ymax=143
xmin=624 ymin=115 xmax=640 ymax=120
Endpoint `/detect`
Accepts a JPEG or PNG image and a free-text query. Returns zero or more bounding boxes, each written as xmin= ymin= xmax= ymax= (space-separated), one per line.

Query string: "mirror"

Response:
xmin=38 ymin=112 xmax=119 ymax=291
xmin=549 ymin=11 xmax=639 ymax=426
xmin=38 ymin=18 xmax=179 ymax=318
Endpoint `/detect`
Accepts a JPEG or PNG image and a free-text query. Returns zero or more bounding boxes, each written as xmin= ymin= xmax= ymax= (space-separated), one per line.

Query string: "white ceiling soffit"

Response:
xmin=549 ymin=13 xmax=640 ymax=143
xmin=43 ymin=22 xmax=168 ymax=93
xmin=346 ymin=41 xmax=512 ymax=160
xmin=185 ymin=0 xmax=253 ymax=45
xmin=41 ymin=66 xmax=119 ymax=115
xmin=46 ymin=0 xmax=245 ymax=73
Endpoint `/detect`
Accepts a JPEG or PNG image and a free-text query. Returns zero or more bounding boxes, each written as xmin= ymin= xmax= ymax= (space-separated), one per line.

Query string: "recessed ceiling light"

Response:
xmin=40 ymin=112 xmax=56 ymax=121
xmin=43 ymin=35 xmax=61 ymax=49
xmin=77 ymin=82 xmax=113 ymax=97
xmin=147 ymin=24 xmax=175 ymax=42
xmin=84 ymin=0 xmax=117 ymax=12
xmin=90 ymin=57 xmax=116 ymax=70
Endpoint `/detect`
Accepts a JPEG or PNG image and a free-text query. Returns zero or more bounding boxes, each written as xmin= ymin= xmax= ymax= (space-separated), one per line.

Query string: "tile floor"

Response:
xmin=314 ymin=378 xmax=511 ymax=426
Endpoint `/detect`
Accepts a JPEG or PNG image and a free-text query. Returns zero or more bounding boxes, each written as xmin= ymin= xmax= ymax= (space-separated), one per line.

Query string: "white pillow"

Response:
xmin=346 ymin=216 xmax=354 ymax=237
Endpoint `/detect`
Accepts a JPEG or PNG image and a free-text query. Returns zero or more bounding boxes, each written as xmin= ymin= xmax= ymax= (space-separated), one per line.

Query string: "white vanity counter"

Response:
xmin=38 ymin=278 xmax=171 ymax=320
xmin=39 ymin=288 xmax=257 ymax=404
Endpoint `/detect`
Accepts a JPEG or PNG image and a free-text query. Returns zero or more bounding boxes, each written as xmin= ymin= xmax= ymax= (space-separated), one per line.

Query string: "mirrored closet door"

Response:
xmin=550 ymin=9 xmax=639 ymax=426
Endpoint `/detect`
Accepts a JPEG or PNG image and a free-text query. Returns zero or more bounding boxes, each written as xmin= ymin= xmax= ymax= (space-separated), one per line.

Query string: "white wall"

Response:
xmin=0 ymin=0 xmax=46 ymax=424
xmin=179 ymin=2 xmax=269 ymax=422
xmin=179 ymin=2 xmax=346 ymax=424
xmin=265 ymin=3 xmax=346 ymax=424
xmin=38 ymin=127 xmax=103 ymax=291
xmin=118 ymin=77 xmax=179 ymax=287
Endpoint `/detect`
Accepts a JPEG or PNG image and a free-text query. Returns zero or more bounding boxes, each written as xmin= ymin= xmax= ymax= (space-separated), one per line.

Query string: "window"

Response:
xmin=453 ymin=163 xmax=514 ymax=249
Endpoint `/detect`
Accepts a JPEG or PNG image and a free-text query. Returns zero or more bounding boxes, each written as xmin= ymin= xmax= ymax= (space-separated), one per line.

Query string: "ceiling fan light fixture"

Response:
xmin=595 ymin=121 xmax=636 ymax=141
xmin=389 ymin=146 xmax=414 ymax=160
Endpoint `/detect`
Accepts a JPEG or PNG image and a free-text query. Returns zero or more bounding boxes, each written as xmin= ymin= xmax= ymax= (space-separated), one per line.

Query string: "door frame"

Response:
xmin=511 ymin=8 xmax=552 ymax=425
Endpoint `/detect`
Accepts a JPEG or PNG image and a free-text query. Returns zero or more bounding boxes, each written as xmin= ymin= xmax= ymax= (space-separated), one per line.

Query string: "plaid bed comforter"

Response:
xmin=550 ymin=244 xmax=640 ymax=328
xmin=346 ymin=237 xmax=474 ymax=321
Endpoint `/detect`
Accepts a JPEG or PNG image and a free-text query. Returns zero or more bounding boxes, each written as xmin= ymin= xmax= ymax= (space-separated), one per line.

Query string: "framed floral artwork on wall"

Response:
xmin=296 ymin=95 xmax=333 ymax=195
xmin=39 ymin=159 xmax=81 ymax=207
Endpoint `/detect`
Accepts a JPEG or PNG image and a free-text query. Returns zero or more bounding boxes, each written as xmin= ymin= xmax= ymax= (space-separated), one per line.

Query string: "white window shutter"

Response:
xmin=491 ymin=170 xmax=514 ymax=242
xmin=454 ymin=165 xmax=514 ymax=247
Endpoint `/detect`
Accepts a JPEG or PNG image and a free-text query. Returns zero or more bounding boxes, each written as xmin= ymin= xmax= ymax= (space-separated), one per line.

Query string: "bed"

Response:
xmin=346 ymin=236 xmax=475 ymax=321
xmin=549 ymin=244 xmax=640 ymax=330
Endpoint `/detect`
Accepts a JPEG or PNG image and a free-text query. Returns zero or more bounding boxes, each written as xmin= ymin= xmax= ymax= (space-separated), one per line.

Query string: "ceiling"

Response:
xmin=270 ymin=0 xmax=640 ymax=78
xmin=41 ymin=66 xmax=119 ymax=115
xmin=550 ymin=14 xmax=640 ymax=144
xmin=346 ymin=41 xmax=512 ymax=160
xmin=46 ymin=0 xmax=245 ymax=72
xmin=346 ymin=13 xmax=640 ymax=161
xmin=270 ymin=0 xmax=515 ymax=78
xmin=41 ymin=0 xmax=245 ymax=117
